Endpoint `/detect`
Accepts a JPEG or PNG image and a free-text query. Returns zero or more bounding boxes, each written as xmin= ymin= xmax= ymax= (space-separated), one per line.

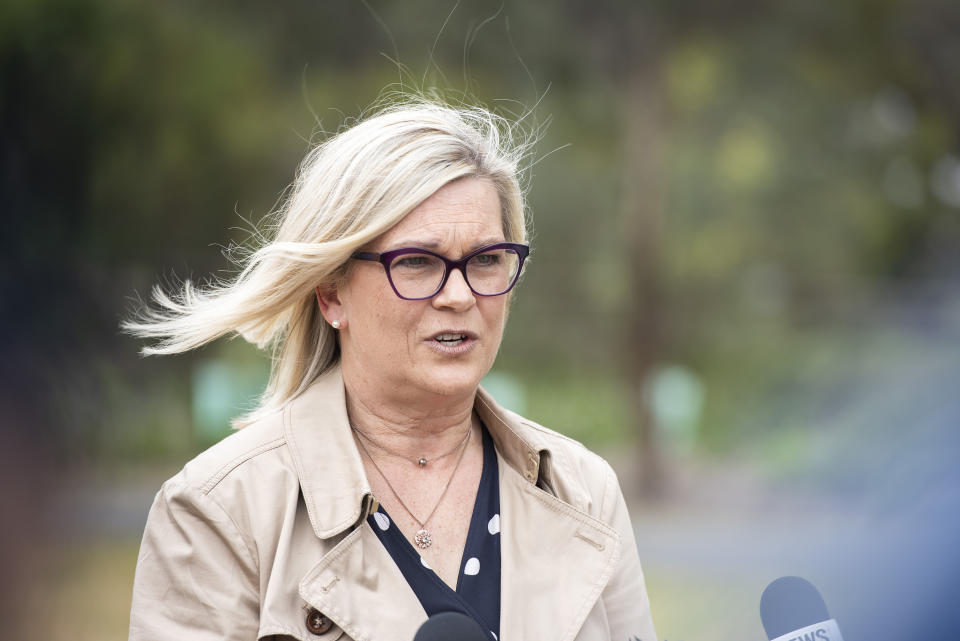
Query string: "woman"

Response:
xmin=126 ymin=99 xmax=657 ymax=641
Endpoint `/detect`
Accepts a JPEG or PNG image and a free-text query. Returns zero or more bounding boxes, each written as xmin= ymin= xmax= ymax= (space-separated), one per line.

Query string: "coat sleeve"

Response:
xmin=129 ymin=477 xmax=260 ymax=641
xmin=598 ymin=462 xmax=658 ymax=641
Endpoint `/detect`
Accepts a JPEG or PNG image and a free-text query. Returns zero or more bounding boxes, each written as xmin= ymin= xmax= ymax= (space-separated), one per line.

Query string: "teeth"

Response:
xmin=436 ymin=333 xmax=467 ymax=342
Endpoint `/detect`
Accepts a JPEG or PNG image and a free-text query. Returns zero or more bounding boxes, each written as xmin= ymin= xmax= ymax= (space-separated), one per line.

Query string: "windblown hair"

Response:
xmin=124 ymin=97 xmax=533 ymax=428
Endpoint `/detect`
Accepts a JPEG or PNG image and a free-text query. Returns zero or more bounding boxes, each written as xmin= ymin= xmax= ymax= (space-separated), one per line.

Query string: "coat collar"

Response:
xmin=282 ymin=365 xmax=373 ymax=539
xmin=282 ymin=364 xmax=550 ymax=540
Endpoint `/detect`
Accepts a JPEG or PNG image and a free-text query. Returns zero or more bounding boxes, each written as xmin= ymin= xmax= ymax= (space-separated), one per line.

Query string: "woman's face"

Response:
xmin=326 ymin=176 xmax=511 ymax=402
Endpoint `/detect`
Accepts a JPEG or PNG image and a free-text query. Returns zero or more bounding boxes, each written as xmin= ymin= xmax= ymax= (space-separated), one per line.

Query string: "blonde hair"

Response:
xmin=124 ymin=97 xmax=533 ymax=427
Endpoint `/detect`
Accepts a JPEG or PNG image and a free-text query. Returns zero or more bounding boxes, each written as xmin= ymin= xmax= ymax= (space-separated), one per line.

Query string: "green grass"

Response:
xmin=22 ymin=539 xmax=140 ymax=641
xmin=645 ymin=567 xmax=769 ymax=641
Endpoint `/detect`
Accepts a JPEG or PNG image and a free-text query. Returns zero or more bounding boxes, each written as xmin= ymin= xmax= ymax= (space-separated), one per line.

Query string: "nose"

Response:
xmin=432 ymin=266 xmax=476 ymax=311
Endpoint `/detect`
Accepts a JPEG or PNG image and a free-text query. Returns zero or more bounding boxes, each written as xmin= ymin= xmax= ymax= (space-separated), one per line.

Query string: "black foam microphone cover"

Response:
xmin=412 ymin=611 xmax=490 ymax=641
xmin=760 ymin=576 xmax=832 ymax=640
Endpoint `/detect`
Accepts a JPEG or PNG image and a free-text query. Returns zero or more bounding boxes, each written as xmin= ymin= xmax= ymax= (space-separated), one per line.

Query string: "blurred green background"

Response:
xmin=3 ymin=0 xmax=959 ymax=639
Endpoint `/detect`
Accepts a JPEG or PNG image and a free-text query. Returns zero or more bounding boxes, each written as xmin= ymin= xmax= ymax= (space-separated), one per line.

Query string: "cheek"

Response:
xmin=349 ymin=290 xmax=397 ymax=348
xmin=483 ymin=299 xmax=509 ymax=335
xmin=369 ymin=299 xmax=422 ymax=356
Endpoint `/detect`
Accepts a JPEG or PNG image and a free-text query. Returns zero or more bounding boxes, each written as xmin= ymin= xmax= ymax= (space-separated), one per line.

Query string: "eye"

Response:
xmin=472 ymin=251 xmax=502 ymax=267
xmin=392 ymin=254 xmax=440 ymax=270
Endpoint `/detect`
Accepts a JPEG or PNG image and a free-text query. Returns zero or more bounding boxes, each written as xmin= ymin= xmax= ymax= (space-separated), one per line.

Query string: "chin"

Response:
xmin=418 ymin=366 xmax=487 ymax=399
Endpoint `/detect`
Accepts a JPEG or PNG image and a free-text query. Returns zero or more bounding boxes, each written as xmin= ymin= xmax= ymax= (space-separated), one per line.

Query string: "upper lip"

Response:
xmin=429 ymin=330 xmax=478 ymax=341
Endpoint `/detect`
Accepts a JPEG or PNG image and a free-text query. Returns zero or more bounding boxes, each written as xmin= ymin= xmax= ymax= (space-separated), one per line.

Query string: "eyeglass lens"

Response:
xmin=388 ymin=247 xmax=522 ymax=299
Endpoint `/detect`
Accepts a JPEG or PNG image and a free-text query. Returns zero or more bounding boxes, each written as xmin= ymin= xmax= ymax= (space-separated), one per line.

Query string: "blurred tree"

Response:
xmin=1 ymin=0 xmax=957 ymax=478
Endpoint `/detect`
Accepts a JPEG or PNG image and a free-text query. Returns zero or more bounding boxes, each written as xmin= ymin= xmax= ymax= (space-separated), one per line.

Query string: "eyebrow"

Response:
xmin=386 ymin=237 xmax=506 ymax=253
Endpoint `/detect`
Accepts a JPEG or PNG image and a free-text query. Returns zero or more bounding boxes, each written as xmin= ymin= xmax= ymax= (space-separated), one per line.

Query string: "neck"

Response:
xmin=343 ymin=374 xmax=477 ymax=461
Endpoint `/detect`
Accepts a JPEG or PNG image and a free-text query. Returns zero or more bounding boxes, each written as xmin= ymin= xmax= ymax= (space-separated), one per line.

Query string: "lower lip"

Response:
xmin=427 ymin=336 xmax=477 ymax=355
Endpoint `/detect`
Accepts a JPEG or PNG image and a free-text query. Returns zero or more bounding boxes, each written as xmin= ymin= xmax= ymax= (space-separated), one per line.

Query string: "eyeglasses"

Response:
xmin=350 ymin=242 xmax=529 ymax=300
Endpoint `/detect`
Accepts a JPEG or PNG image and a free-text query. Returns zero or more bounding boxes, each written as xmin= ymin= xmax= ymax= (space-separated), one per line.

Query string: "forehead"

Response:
xmin=377 ymin=177 xmax=504 ymax=249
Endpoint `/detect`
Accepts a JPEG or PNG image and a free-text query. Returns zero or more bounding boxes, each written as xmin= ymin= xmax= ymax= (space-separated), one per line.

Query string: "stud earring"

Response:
xmin=331 ymin=320 xmax=341 ymax=329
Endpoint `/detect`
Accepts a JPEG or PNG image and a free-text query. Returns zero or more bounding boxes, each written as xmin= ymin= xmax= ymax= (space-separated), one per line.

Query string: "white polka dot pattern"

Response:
xmin=464 ymin=557 xmax=480 ymax=575
xmin=373 ymin=512 xmax=390 ymax=531
xmin=487 ymin=513 xmax=500 ymax=535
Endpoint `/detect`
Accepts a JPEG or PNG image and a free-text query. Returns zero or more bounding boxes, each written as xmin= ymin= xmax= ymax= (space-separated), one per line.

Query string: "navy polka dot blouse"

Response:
xmin=367 ymin=425 xmax=502 ymax=640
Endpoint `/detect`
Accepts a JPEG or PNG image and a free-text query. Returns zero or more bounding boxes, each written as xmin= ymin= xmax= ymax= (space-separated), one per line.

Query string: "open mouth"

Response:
xmin=434 ymin=333 xmax=469 ymax=346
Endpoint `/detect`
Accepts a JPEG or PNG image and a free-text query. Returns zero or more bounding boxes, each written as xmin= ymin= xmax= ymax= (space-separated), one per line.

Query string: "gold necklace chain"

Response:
xmin=352 ymin=422 xmax=471 ymax=468
xmin=355 ymin=426 xmax=471 ymax=550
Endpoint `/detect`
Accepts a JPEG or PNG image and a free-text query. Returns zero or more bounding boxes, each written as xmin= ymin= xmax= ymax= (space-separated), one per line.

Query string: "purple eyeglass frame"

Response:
xmin=350 ymin=242 xmax=530 ymax=300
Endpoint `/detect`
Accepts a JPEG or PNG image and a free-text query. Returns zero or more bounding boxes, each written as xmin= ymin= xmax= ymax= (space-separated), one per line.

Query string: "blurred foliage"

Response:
xmin=2 ymin=0 xmax=959 ymax=496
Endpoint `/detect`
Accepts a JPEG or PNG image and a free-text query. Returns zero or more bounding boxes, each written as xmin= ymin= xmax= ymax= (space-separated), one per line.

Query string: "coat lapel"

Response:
xmin=288 ymin=369 xmax=426 ymax=640
xmin=299 ymin=523 xmax=428 ymax=641
xmin=476 ymin=387 xmax=623 ymax=641
xmin=499 ymin=458 xmax=621 ymax=641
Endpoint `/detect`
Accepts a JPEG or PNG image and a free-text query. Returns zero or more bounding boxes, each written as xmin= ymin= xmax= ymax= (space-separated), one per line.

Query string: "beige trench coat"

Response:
xmin=129 ymin=366 xmax=657 ymax=641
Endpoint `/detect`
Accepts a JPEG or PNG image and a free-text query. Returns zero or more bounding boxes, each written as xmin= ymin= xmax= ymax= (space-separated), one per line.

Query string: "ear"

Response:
xmin=314 ymin=285 xmax=344 ymax=327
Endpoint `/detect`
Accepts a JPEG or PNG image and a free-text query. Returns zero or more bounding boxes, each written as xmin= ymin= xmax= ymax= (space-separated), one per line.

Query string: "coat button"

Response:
xmin=306 ymin=608 xmax=333 ymax=635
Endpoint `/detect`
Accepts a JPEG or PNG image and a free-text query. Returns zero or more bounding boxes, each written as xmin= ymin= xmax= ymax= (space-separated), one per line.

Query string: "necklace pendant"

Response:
xmin=414 ymin=528 xmax=433 ymax=549
xmin=417 ymin=458 xmax=428 ymax=467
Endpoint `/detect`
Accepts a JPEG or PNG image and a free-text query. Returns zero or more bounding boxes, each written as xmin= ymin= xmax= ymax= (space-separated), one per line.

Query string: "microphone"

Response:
xmin=760 ymin=576 xmax=844 ymax=641
xmin=412 ymin=612 xmax=491 ymax=641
